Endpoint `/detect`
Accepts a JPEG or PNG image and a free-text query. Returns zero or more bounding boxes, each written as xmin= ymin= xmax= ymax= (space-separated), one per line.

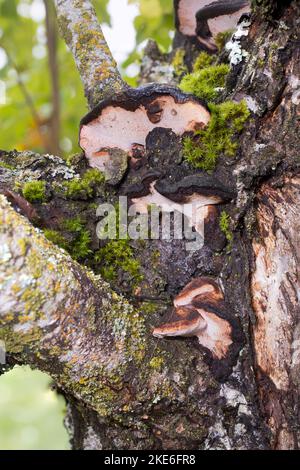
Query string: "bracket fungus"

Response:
xmin=174 ymin=0 xmax=250 ymax=52
xmin=79 ymin=84 xmax=210 ymax=178
xmin=127 ymin=174 xmax=234 ymax=238
xmin=153 ymin=277 xmax=233 ymax=359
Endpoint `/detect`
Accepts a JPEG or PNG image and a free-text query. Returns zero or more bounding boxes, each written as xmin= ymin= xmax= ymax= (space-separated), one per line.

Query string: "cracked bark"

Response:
xmin=0 ymin=0 xmax=299 ymax=450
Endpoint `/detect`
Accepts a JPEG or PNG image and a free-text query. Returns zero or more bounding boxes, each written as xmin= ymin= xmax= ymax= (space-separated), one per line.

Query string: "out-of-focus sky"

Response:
xmin=103 ymin=0 xmax=138 ymax=65
xmin=0 ymin=0 xmax=138 ymax=70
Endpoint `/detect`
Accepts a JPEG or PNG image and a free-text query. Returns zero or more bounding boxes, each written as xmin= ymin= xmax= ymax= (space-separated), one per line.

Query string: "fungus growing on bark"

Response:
xmin=174 ymin=0 xmax=250 ymax=52
xmin=127 ymin=174 xmax=234 ymax=238
xmin=79 ymin=84 xmax=210 ymax=177
xmin=153 ymin=277 xmax=232 ymax=359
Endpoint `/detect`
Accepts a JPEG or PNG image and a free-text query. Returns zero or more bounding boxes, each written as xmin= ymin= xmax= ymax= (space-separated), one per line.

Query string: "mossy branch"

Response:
xmin=54 ymin=0 xmax=127 ymax=108
xmin=0 ymin=195 xmax=146 ymax=415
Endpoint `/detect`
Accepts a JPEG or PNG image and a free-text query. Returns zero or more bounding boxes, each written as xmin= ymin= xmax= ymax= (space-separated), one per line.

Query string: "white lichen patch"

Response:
xmin=0 ymin=244 xmax=12 ymax=264
xmin=289 ymin=74 xmax=300 ymax=106
xmin=204 ymin=417 xmax=231 ymax=450
xmin=83 ymin=426 xmax=103 ymax=450
xmin=226 ymin=18 xmax=250 ymax=66
xmin=220 ymin=383 xmax=251 ymax=416
xmin=244 ymin=95 xmax=259 ymax=113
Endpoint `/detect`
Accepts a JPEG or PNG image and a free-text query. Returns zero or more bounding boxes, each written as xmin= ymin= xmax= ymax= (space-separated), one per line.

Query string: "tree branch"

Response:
xmin=54 ymin=0 xmax=127 ymax=108
xmin=0 ymin=194 xmax=146 ymax=415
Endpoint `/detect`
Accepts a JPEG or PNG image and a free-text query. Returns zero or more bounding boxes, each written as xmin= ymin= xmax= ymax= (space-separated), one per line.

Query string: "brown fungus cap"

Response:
xmin=174 ymin=0 xmax=250 ymax=52
xmin=153 ymin=277 xmax=232 ymax=359
xmin=79 ymin=84 xmax=210 ymax=173
xmin=126 ymin=174 xmax=234 ymax=238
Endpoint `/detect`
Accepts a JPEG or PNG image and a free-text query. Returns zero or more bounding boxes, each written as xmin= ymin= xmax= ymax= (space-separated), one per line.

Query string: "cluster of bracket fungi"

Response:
xmin=153 ymin=277 xmax=232 ymax=359
xmin=79 ymin=1 xmax=250 ymax=360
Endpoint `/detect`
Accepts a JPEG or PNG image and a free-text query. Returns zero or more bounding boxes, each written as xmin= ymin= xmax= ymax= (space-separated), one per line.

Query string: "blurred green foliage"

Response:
xmin=0 ymin=0 xmax=173 ymax=157
xmin=128 ymin=0 xmax=173 ymax=55
xmin=0 ymin=366 xmax=70 ymax=450
xmin=0 ymin=0 xmax=89 ymax=156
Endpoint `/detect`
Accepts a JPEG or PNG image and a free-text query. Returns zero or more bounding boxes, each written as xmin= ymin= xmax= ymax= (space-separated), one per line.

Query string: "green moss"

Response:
xmin=172 ymin=48 xmax=188 ymax=76
xmin=95 ymin=239 xmax=142 ymax=284
xmin=183 ymin=100 xmax=250 ymax=171
xmin=22 ymin=180 xmax=47 ymax=203
xmin=44 ymin=230 xmax=68 ymax=250
xmin=0 ymin=161 xmax=14 ymax=170
xmin=141 ymin=301 xmax=159 ymax=315
xmin=179 ymin=63 xmax=230 ymax=101
xmin=215 ymin=30 xmax=234 ymax=51
xmin=95 ymin=203 xmax=143 ymax=285
xmin=193 ymin=52 xmax=214 ymax=71
xmin=64 ymin=217 xmax=92 ymax=260
xmin=149 ymin=356 xmax=164 ymax=371
xmin=219 ymin=211 xmax=233 ymax=247
xmin=64 ymin=168 xmax=105 ymax=199
xmin=64 ymin=217 xmax=84 ymax=233
xmin=44 ymin=218 xmax=92 ymax=261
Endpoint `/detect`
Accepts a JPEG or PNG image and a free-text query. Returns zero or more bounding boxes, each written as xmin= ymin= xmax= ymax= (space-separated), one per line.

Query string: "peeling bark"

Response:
xmin=251 ymin=177 xmax=300 ymax=449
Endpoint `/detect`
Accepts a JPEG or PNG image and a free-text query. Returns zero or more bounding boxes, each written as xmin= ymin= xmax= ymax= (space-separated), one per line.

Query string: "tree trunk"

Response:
xmin=0 ymin=0 xmax=299 ymax=450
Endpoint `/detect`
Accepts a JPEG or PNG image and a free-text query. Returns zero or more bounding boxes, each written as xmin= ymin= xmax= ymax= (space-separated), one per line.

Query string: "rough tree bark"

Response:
xmin=0 ymin=0 xmax=299 ymax=450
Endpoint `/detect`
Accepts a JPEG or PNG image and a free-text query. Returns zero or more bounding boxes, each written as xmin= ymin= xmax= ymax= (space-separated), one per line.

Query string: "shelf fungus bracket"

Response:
xmin=79 ymin=84 xmax=210 ymax=181
xmin=126 ymin=173 xmax=234 ymax=239
xmin=174 ymin=0 xmax=250 ymax=52
xmin=153 ymin=277 xmax=233 ymax=359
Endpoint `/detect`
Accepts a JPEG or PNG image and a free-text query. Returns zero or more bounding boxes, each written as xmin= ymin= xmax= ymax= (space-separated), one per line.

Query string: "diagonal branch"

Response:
xmin=0 ymin=194 xmax=146 ymax=415
xmin=54 ymin=0 xmax=127 ymax=108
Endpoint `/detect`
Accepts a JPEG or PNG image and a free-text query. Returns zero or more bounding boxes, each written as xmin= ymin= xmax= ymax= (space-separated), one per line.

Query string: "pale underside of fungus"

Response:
xmin=80 ymin=85 xmax=210 ymax=174
xmin=153 ymin=277 xmax=233 ymax=359
xmin=175 ymin=0 xmax=250 ymax=51
xmin=131 ymin=181 xmax=221 ymax=237
xmin=127 ymin=174 xmax=234 ymax=238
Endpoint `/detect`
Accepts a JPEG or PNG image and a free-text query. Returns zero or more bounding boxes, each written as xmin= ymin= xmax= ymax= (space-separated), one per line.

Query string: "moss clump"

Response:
xmin=172 ymin=48 xmax=188 ymax=76
xmin=64 ymin=217 xmax=92 ymax=260
xmin=179 ymin=63 xmax=230 ymax=102
xmin=215 ymin=30 xmax=234 ymax=51
xmin=193 ymin=52 xmax=215 ymax=71
xmin=95 ymin=203 xmax=143 ymax=285
xmin=95 ymin=239 xmax=142 ymax=284
xmin=22 ymin=180 xmax=46 ymax=203
xmin=44 ymin=217 xmax=92 ymax=261
xmin=0 ymin=161 xmax=14 ymax=170
xmin=44 ymin=229 xmax=68 ymax=251
xmin=183 ymin=100 xmax=250 ymax=171
xmin=149 ymin=356 xmax=165 ymax=371
xmin=219 ymin=211 xmax=233 ymax=246
xmin=64 ymin=168 xmax=105 ymax=199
